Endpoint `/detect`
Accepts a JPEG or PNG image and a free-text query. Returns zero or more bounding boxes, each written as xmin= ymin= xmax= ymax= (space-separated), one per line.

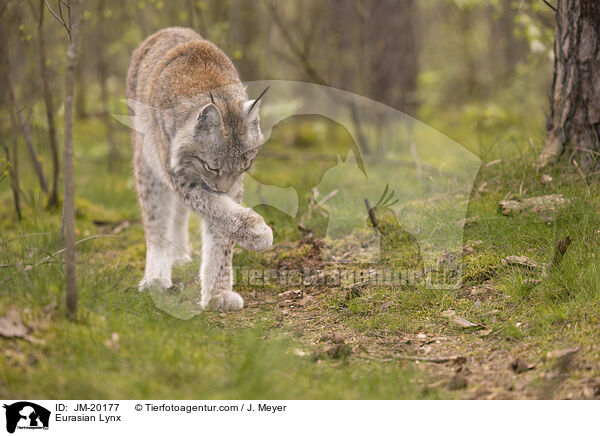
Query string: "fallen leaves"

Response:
xmin=0 ymin=308 xmax=27 ymax=338
xmin=441 ymin=309 xmax=486 ymax=330
xmin=0 ymin=308 xmax=44 ymax=344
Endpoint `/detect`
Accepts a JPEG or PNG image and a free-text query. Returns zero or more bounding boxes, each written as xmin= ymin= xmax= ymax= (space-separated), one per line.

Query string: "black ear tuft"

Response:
xmin=245 ymin=86 xmax=270 ymax=118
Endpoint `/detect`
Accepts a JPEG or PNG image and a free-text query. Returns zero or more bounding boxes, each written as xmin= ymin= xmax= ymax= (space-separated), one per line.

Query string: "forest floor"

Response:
xmin=1 ymin=120 xmax=600 ymax=399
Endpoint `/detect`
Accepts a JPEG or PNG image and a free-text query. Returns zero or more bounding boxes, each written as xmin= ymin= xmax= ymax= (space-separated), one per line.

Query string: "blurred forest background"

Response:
xmin=0 ymin=0 xmax=555 ymax=210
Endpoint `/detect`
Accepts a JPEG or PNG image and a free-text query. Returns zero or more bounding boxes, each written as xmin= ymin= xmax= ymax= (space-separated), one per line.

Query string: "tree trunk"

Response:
xmin=5 ymin=68 xmax=49 ymax=193
xmin=63 ymin=0 xmax=84 ymax=320
xmin=365 ymin=0 xmax=420 ymax=115
xmin=0 ymin=126 xmax=22 ymax=220
xmin=0 ymin=9 xmax=20 ymax=219
xmin=96 ymin=0 xmax=119 ymax=172
xmin=538 ymin=0 xmax=600 ymax=169
xmin=36 ymin=0 xmax=60 ymax=208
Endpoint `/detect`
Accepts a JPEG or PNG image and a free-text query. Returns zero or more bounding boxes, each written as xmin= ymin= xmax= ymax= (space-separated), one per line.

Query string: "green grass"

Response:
xmin=2 ymin=117 xmax=600 ymax=399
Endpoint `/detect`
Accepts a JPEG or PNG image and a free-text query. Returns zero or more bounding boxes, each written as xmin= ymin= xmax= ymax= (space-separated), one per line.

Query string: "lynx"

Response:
xmin=126 ymin=27 xmax=272 ymax=311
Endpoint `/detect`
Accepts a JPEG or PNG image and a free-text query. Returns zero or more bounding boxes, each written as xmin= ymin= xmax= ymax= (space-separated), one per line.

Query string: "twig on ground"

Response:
xmin=359 ymin=354 xmax=467 ymax=364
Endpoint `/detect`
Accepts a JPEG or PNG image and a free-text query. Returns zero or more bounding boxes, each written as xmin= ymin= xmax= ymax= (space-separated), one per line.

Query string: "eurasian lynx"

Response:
xmin=126 ymin=27 xmax=272 ymax=311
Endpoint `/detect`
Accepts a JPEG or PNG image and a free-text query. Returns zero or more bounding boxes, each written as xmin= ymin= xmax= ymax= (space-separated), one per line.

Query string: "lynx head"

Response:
xmin=172 ymin=87 xmax=268 ymax=194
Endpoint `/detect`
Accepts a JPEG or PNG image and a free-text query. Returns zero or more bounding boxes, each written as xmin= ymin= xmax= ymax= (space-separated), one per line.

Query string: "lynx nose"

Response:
xmin=215 ymin=177 xmax=235 ymax=193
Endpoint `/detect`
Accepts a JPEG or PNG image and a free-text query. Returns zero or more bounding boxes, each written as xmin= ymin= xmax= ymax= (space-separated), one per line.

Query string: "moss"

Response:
xmin=461 ymin=251 xmax=499 ymax=285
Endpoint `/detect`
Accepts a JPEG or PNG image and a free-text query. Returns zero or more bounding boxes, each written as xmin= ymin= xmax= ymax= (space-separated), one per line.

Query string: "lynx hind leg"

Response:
xmin=171 ymin=199 xmax=192 ymax=266
xmin=200 ymin=221 xmax=243 ymax=311
xmin=136 ymin=160 xmax=178 ymax=292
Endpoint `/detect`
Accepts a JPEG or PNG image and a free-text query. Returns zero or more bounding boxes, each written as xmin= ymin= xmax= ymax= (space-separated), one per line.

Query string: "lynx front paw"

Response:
xmin=203 ymin=291 xmax=244 ymax=311
xmin=222 ymin=291 xmax=244 ymax=311
xmin=236 ymin=211 xmax=273 ymax=252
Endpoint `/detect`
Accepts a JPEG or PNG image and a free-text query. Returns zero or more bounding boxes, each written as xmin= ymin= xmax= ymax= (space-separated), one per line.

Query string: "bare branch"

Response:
xmin=263 ymin=0 xmax=327 ymax=85
xmin=44 ymin=0 xmax=65 ymax=25
xmin=0 ymin=104 xmax=27 ymax=123
xmin=44 ymin=0 xmax=71 ymax=41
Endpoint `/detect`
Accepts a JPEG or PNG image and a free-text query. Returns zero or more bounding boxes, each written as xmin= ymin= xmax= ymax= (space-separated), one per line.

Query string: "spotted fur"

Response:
xmin=126 ymin=27 xmax=272 ymax=311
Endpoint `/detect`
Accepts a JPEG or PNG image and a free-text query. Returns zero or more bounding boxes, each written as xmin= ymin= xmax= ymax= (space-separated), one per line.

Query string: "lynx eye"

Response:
xmin=202 ymin=160 xmax=220 ymax=174
xmin=193 ymin=157 xmax=220 ymax=174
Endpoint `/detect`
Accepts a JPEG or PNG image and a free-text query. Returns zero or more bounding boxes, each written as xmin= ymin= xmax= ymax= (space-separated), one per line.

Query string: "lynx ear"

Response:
xmin=243 ymin=100 xmax=260 ymax=123
xmin=197 ymin=103 xmax=222 ymax=130
xmin=244 ymin=86 xmax=270 ymax=119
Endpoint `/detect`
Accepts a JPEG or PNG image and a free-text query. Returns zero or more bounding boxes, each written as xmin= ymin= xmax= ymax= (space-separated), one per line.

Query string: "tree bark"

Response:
xmin=538 ymin=0 xmax=600 ymax=169
xmin=63 ymin=0 xmax=84 ymax=320
xmin=36 ymin=0 xmax=60 ymax=207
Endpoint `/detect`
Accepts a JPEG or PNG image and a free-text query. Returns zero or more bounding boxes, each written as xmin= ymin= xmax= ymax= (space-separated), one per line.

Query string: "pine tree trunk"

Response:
xmin=538 ymin=0 xmax=600 ymax=169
